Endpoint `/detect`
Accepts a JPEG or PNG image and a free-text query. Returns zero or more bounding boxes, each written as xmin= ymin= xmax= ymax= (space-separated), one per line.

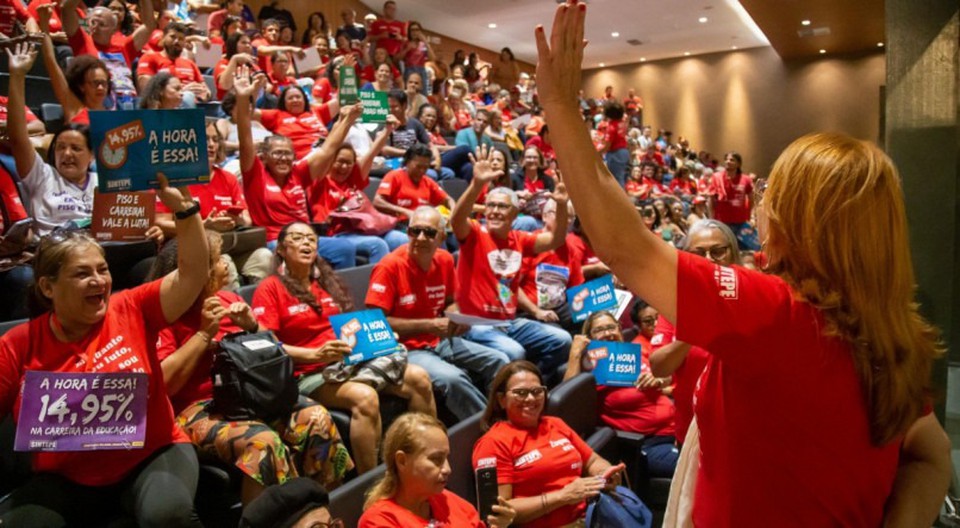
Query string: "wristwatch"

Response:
xmin=174 ymin=202 xmax=201 ymax=220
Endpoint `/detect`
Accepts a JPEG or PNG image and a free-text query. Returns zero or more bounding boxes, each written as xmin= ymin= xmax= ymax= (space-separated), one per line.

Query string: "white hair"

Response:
xmin=487 ymin=187 xmax=519 ymax=208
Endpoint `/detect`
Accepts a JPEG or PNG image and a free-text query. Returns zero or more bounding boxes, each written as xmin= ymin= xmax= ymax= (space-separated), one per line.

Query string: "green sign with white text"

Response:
xmin=360 ymin=91 xmax=389 ymax=123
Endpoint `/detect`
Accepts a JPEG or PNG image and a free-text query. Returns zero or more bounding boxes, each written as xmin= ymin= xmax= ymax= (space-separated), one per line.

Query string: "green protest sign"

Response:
xmin=338 ymin=65 xmax=359 ymax=105
xmin=360 ymin=91 xmax=390 ymax=123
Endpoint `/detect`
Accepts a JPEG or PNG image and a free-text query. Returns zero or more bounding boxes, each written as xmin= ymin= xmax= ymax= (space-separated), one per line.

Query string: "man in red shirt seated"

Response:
xmin=450 ymin=148 xmax=573 ymax=384
xmin=62 ymin=0 xmax=155 ymax=109
xmin=366 ymin=206 xmax=509 ymax=420
xmin=137 ymin=22 xmax=210 ymax=106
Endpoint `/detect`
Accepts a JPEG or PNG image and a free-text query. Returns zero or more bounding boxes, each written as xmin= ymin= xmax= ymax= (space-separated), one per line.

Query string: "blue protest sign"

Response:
xmin=330 ymin=309 xmax=402 ymax=365
xmin=586 ymin=341 xmax=643 ymax=387
xmin=15 ymin=371 xmax=149 ymax=451
xmin=90 ymin=109 xmax=210 ymax=193
xmin=567 ymin=275 xmax=618 ymax=323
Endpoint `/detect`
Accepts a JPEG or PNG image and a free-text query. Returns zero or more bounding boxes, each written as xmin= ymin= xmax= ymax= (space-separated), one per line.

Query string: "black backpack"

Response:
xmin=210 ymin=331 xmax=298 ymax=422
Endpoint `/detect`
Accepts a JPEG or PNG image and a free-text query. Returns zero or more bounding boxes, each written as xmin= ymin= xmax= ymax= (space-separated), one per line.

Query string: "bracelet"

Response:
xmin=195 ymin=331 xmax=211 ymax=343
xmin=175 ymin=202 xmax=201 ymax=220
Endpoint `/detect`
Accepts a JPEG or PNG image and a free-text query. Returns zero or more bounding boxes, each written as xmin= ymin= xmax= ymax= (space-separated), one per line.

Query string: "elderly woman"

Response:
xmin=536 ymin=3 xmax=950 ymax=525
xmin=150 ymin=233 xmax=352 ymax=505
xmin=1 ymin=51 xmax=209 ymax=527
xmin=472 ymin=361 xmax=621 ymax=528
xmin=564 ymin=311 xmax=678 ymax=477
xmin=360 ymin=413 xmax=515 ymax=527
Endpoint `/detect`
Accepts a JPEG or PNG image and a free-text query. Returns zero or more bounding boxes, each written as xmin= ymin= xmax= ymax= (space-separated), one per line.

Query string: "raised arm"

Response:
xmin=532 ymin=185 xmax=569 ymax=253
xmin=535 ymin=1 xmax=677 ymax=322
xmin=648 ymin=340 xmax=692 ymax=377
xmin=130 ymin=0 xmax=157 ymax=51
xmin=302 ymin=103 xmax=363 ymax=179
xmin=5 ymin=43 xmax=41 ymax=179
xmin=37 ymin=9 xmax=83 ymax=119
xmin=218 ymin=52 xmax=256 ymax=92
xmin=156 ymin=175 xmax=210 ymax=323
xmin=450 ymin=146 xmax=501 ymax=241
xmin=60 ymin=0 xmax=81 ymax=37
xmin=234 ymin=66 xmax=264 ymax=174
xmin=882 ymin=413 xmax=952 ymax=527
xmin=359 ymin=115 xmax=399 ymax=176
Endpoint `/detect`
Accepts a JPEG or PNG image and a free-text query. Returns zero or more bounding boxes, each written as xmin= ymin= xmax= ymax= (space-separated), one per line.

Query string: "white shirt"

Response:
xmin=23 ymin=152 xmax=97 ymax=235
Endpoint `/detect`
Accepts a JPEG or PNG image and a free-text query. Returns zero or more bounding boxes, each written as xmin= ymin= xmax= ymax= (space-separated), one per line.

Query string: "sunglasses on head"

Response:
xmin=408 ymin=226 xmax=439 ymax=239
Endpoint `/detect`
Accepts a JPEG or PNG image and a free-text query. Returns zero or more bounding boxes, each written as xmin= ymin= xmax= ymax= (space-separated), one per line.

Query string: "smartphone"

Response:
xmin=227 ymin=205 xmax=245 ymax=216
xmin=475 ymin=466 xmax=498 ymax=524
xmin=3 ymin=218 xmax=33 ymax=242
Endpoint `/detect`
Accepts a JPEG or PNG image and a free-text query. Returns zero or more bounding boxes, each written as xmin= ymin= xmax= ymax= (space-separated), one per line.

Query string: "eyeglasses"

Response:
xmin=689 ymin=245 xmax=730 ymax=261
xmin=408 ymin=226 xmax=439 ymax=239
xmin=285 ymin=232 xmax=318 ymax=245
xmin=268 ymin=150 xmax=295 ymax=160
xmin=507 ymin=386 xmax=547 ymax=399
xmin=590 ymin=324 xmax=620 ymax=337
xmin=486 ymin=202 xmax=512 ymax=211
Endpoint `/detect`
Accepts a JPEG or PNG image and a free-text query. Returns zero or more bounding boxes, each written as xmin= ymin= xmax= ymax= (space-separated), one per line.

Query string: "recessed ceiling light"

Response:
xmin=640 ymin=57 xmax=646 ymax=62
xmin=611 ymin=31 xmax=620 ymax=38
xmin=801 ymin=19 xmax=811 ymax=26
xmin=487 ymin=23 xmax=497 ymax=29
xmin=819 ymin=49 xmax=826 ymax=54
xmin=684 ymin=51 xmax=691 ymax=56
xmin=599 ymin=62 xmax=605 ymax=67
xmin=698 ymin=16 xmax=708 ymax=23
xmin=731 ymin=45 xmax=738 ymax=50
xmin=877 ymin=42 xmax=884 ymax=47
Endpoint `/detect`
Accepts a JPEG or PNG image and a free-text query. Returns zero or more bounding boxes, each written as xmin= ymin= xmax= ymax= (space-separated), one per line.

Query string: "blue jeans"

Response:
xmin=383 ymin=230 xmax=409 ymax=250
xmin=427 ymin=167 xmax=456 ymax=181
xmin=0 ymin=265 xmax=33 ymax=321
xmin=408 ymin=337 xmax=509 ymax=420
xmin=642 ymin=436 xmax=679 ymax=478
xmin=465 ymin=318 xmax=571 ymax=379
xmin=267 ymin=237 xmax=356 ymax=269
xmin=333 ymin=233 xmax=390 ymax=264
xmin=605 ymin=148 xmax=630 ymax=187
xmin=440 ymin=145 xmax=474 ymax=181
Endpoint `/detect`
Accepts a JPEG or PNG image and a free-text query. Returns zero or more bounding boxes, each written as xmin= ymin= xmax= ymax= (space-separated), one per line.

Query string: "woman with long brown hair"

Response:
xmin=532 ymin=2 xmax=950 ymax=526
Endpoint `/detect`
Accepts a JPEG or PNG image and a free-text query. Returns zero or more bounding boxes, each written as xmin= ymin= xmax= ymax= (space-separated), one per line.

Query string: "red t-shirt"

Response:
xmin=518 ymin=232 xmax=584 ymax=310
xmin=366 ymin=246 xmax=455 ymax=350
xmin=455 ymin=221 xmax=536 ymax=320
xmin=136 ymin=51 xmax=204 ymax=85
xmin=359 ymin=489 xmax=482 ymax=528
xmin=0 ymin=0 xmax=30 ymax=36
xmin=242 ymin=156 xmax=311 ymax=242
xmin=0 ymin=95 xmax=39 ymax=126
xmin=566 ymin=233 xmax=600 ymax=267
xmin=670 ymin=178 xmax=696 ymax=196
xmin=708 ymin=170 xmax=754 ymax=225
xmin=251 ymin=275 xmax=341 ymax=377
xmin=650 ymin=315 xmax=709 ymax=444
xmin=156 ymin=290 xmax=245 ymax=414
xmin=472 ymin=416 xmax=593 ymax=528
xmin=68 ymin=29 xmax=138 ymax=96
xmin=625 ymin=179 xmax=645 ymax=197
xmin=522 ymin=177 xmax=545 ymax=194
xmin=675 ymin=251 xmax=902 ymax=526
xmin=604 ymin=118 xmax=627 ymax=151
xmin=0 ymin=280 xmax=189 ymax=486
xmin=156 ymin=166 xmax=246 ymax=218
xmin=307 ymin=165 xmax=367 ymax=225
xmin=312 ymin=77 xmax=334 ymax=104
xmin=369 ymin=19 xmax=406 ymax=56
xmin=360 ymin=63 xmax=401 ymax=85
xmin=525 ymin=135 xmax=555 ymax=162
xmin=28 ymin=0 xmax=81 ymax=34
xmin=259 ymin=107 xmax=332 ymax=159
xmin=267 ymin=71 xmax=297 ymax=96
xmin=250 ymin=37 xmax=275 ymax=73
xmin=376 ymin=169 xmax=449 ymax=222
xmin=0 ymin=163 xmax=27 ymax=233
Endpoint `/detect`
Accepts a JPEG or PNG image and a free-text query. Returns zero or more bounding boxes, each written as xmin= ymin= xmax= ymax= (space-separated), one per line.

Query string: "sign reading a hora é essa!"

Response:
xmin=90 ymin=109 xmax=209 ymax=193
xmin=567 ymin=274 xmax=618 ymax=323
xmin=330 ymin=309 xmax=401 ymax=365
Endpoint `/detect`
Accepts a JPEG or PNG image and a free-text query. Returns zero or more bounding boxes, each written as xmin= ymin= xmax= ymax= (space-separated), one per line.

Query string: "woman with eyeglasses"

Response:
xmin=648 ymin=220 xmax=737 ymax=446
xmin=360 ymin=413 xmax=516 ymax=527
xmin=0 ymin=174 xmax=209 ymax=524
xmin=537 ymin=3 xmax=949 ymax=524
xmin=252 ymin=222 xmax=436 ymax=474
xmin=564 ymin=310 xmax=678 ymax=477
xmin=472 ymin=361 xmax=621 ymax=528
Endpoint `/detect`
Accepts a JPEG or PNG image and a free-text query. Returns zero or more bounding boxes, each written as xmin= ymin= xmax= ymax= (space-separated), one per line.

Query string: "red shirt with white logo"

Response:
xmin=307 ymin=165 xmax=367 ymax=225
xmin=0 ymin=280 xmax=189 ymax=486
xmin=376 ymin=169 xmax=449 ymax=222
xmin=650 ymin=315 xmax=709 ymax=444
xmin=455 ymin=221 xmax=536 ymax=320
xmin=472 ymin=416 xmax=593 ymax=528
xmin=0 ymin=163 xmax=27 ymax=233
xmin=366 ymin=245 xmax=455 ymax=350
xmin=565 ymin=233 xmax=600 ymax=267
xmin=676 ymin=251 xmax=902 ymax=526
xmin=156 ymin=166 xmax=245 ymax=218
xmin=242 ymin=157 xmax=311 ymax=242
xmin=359 ymin=489 xmax=482 ymax=528
xmin=251 ymin=275 xmax=342 ymax=377
xmin=708 ymin=170 xmax=753 ymax=225
xmin=259 ymin=107 xmax=333 ymax=159
xmin=604 ymin=118 xmax=627 ymax=151
xmin=68 ymin=30 xmax=139 ymax=96
xmin=518 ymin=232 xmax=584 ymax=310
xmin=156 ymin=290 xmax=245 ymax=414
xmin=369 ymin=19 xmax=406 ymax=56
xmin=0 ymin=0 xmax=30 ymax=36
xmin=136 ymin=52 xmax=204 ymax=84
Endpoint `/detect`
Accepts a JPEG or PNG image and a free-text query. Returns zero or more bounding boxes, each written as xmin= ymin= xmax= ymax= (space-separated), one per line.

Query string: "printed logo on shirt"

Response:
xmin=476 ymin=456 xmax=497 ymax=469
xmin=487 ymin=249 xmax=522 ymax=277
xmin=399 ymin=294 xmax=416 ymax=306
xmin=651 ymin=334 xmax=664 ymax=346
xmin=252 ymin=306 xmax=265 ymax=316
xmin=266 ymin=184 xmax=282 ymax=193
xmin=549 ymin=438 xmax=571 ymax=449
xmin=713 ymin=265 xmax=739 ymax=300
xmin=288 ymin=303 xmax=310 ymax=315
xmin=514 ymin=449 xmax=542 ymax=468
xmin=371 ymin=283 xmax=387 ymax=293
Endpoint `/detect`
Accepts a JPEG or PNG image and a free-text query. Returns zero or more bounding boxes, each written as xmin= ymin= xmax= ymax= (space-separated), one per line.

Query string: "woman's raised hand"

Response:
xmin=534 ymin=0 xmax=587 ymax=107
xmin=6 ymin=41 xmax=39 ymax=76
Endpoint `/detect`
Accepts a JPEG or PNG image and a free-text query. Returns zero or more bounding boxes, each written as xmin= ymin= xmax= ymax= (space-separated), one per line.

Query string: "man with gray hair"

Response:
xmin=366 ymin=206 xmax=509 ymax=419
xmin=450 ymin=147 xmax=573 ymax=383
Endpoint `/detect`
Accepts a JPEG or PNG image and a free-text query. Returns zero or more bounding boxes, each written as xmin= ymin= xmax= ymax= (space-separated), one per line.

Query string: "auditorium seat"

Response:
xmin=202 ymin=75 xmax=217 ymax=100
xmin=364 ymin=177 xmax=381 ymax=201
xmin=440 ymin=179 xmax=469 ymax=201
xmin=335 ymin=263 xmax=376 ymax=311
xmin=444 ymin=412 xmax=483 ymax=507
xmin=544 ymin=373 xmax=616 ymax=459
xmin=328 ymin=463 xmax=386 ymax=527
xmin=0 ymin=318 xmax=26 ymax=336
xmin=40 ymin=103 xmax=64 ymax=134
xmin=238 ymin=284 xmax=257 ymax=305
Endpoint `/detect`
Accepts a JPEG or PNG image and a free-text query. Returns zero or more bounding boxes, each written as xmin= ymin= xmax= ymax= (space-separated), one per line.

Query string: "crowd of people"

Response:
xmin=0 ymin=0 xmax=952 ymax=526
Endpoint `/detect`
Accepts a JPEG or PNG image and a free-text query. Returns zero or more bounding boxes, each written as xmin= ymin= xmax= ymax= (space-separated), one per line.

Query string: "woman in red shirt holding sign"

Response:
xmin=0 ymin=158 xmax=209 ymax=528
xmin=251 ymin=222 xmax=436 ymax=474
xmin=359 ymin=413 xmax=515 ymax=527
xmin=536 ymin=3 xmax=950 ymax=526
xmin=472 ymin=361 xmax=621 ymax=528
